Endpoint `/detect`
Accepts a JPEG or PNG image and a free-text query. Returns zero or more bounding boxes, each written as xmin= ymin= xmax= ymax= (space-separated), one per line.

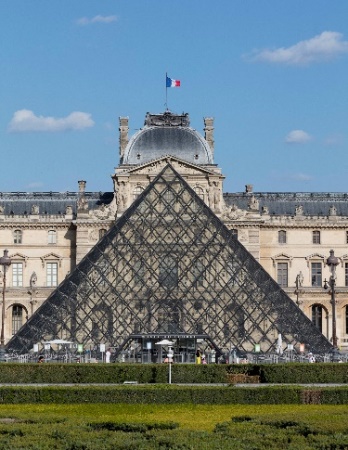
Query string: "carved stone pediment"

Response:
xmin=125 ymin=155 xmax=220 ymax=177
xmin=271 ymin=253 xmax=293 ymax=267
xmin=9 ymin=252 xmax=29 ymax=267
xmin=90 ymin=202 xmax=116 ymax=220
xmin=144 ymin=112 xmax=190 ymax=127
xmin=40 ymin=252 xmax=63 ymax=267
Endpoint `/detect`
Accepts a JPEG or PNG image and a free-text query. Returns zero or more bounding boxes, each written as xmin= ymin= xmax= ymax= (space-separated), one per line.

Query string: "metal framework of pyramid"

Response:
xmin=7 ymin=164 xmax=332 ymax=356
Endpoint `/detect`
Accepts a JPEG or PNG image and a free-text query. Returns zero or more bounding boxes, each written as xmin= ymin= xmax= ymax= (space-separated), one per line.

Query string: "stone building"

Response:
xmin=1 ymin=110 xmax=346 ymax=356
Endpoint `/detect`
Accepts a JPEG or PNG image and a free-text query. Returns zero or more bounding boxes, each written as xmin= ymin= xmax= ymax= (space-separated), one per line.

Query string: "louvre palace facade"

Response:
xmin=2 ymin=110 xmax=347 ymax=358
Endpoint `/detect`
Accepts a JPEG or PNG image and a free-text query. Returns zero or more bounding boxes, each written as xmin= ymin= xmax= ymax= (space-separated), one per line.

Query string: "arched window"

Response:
xmin=278 ymin=230 xmax=287 ymax=244
xmin=312 ymin=305 xmax=323 ymax=332
xmin=192 ymin=187 xmax=205 ymax=212
xmin=133 ymin=260 xmax=145 ymax=285
xmin=13 ymin=230 xmax=22 ymax=244
xmin=193 ymin=260 xmax=204 ymax=287
xmin=231 ymin=229 xmax=238 ymax=240
xmin=99 ymin=229 xmax=107 ymax=240
xmin=12 ymin=305 xmax=24 ymax=335
xmin=163 ymin=188 xmax=175 ymax=205
xmin=159 ymin=256 xmax=178 ymax=289
xmin=48 ymin=230 xmax=57 ymax=244
xmin=133 ymin=186 xmax=144 ymax=201
xmin=194 ymin=186 xmax=205 ymax=202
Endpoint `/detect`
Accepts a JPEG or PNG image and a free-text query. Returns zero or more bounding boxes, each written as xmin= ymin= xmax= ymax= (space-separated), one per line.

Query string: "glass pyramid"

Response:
xmin=7 ymin=164 xmax=332 ymax=356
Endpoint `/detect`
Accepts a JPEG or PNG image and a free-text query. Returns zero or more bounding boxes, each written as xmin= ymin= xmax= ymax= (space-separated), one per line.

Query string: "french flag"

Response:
xmin=166 ymin=76 xmax=180 ymax=87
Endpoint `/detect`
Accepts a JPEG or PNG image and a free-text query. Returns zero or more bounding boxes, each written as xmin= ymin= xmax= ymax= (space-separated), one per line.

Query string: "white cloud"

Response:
xmin=8 ymin=110 xmax=95 ymax=133
xmin=248 ymin=31 xmax=348 ymax=65
xmin=77 ymin=15 xmax=117 ymax=26
xmin=285 ymin=130 xmax=312 ymax=144
xmin=289 ymin=172 xmax=313 ymax=182
xmin=27 ymin=182 xmax=44 ymax=189
xmin=270 ymin=171 xmax=313 ymax=183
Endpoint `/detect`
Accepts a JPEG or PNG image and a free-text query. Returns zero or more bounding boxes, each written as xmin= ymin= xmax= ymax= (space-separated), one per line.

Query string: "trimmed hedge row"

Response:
xmin=0 ymin=385 xmax=347 ymax=404
xmin=258 ymin=363 xmax=348 ymax=384
xmin=0 ymin=362 xmax=347 ymax=384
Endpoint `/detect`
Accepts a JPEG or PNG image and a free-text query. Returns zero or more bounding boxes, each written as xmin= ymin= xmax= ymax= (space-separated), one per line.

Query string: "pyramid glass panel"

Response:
xmin=7 ymin=164 xmax=332 ymax=356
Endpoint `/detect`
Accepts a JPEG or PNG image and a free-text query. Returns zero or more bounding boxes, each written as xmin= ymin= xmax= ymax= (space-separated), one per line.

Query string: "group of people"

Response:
xmin=196 ymin=349 xmax=207 ymax=364
xmin=37 ymin=348 xmax=113 ymax=363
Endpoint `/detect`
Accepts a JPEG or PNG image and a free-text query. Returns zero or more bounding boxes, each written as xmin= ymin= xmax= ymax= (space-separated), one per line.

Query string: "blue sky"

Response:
xmin=1 ymin=1 xmax=348 ymax=194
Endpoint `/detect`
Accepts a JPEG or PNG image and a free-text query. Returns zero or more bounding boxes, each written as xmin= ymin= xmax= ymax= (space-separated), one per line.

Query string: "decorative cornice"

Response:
xmin=271 ymin=253 xmax=293 ymax=267
xmin=40 ymin=252 xmax=63 ymax=267
xmin=305 ymin=253 xmax=326 ymax=267
xmin=9 ymin=252 xmax=29 ymax=267
xmin=0 ymin=223 xmax=73 ymax=230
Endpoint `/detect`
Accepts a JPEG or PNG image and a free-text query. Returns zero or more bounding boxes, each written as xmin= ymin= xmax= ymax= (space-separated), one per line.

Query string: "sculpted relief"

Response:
xmin=223 ymin=203 xmax=246 ymax=221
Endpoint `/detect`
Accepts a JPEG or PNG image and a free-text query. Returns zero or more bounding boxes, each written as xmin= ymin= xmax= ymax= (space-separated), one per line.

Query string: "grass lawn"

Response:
xmin=0 ymin=404 xmax=347 ymax=449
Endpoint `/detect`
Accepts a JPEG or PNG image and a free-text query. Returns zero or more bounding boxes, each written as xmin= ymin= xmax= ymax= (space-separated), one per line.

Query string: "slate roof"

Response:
xmin=0 ymin=192 xmax=114 ymax=215
xmin=224 ymin=192 xmax=348 ymax=216
xmin=123 ymin=126 xmax=214 ymax=165
xmin=2 ymin=190 xmax=348 ymax=217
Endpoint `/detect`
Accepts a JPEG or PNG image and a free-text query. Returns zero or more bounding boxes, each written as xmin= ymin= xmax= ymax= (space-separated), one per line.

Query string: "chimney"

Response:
xmin=119 ymin=117 xmax=129 ymax=161
xmin=78 ymin=180 xmax=86 ymax=193
xmin=245 ymin=184 xmax=253 ymax=193
xmin=204 ymin=117 xmax=214 ymax=156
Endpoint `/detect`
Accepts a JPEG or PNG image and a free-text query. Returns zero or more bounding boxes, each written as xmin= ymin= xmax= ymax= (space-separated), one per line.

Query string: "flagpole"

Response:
xmin=165 ymin=72 xmax=168 ymax=110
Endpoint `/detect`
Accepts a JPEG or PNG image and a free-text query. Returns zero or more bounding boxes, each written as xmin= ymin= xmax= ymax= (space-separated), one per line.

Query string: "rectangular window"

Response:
xmin=311 ymin=262 xmax=322 ymax=287
xmin=278 ymin=230 xmax=287 ymax=244
xmin=277 ymin=263 xmax=288 ymax=287
xmin=193 ymin=261 xmax=204 ymax=287
xmin=345 ymin=263 xmax=348 ymax=287
xmin=48 ymin=230 xmax=57 ymax=244
xmin=346 ymin=306 xmax=348 ymax=335
xmin=231 ymin=229 xmax=238 ymax=240
xmin=312 ymin=231 xmax=321 ymax=244
xmin=14 ymin=230 xmax=22 ymax=244
xmin=12 ymin=263 xmax=23 ymax=287
xmin=46 ymin=262 xmax=58 ymax=287
xmin=346 ymin=231 xmax=348 ymax=245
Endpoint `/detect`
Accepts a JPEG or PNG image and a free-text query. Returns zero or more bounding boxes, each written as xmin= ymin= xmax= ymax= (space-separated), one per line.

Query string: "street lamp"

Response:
xmin=323 ymin=249 xmax=339 ymax=356
xmin=0 ymin=250 xmax=11 ymax=362
xmin=155 ymin=339 xmax=174 ymax=384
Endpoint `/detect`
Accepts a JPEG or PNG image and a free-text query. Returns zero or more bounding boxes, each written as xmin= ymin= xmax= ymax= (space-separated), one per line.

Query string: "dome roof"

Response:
xmin=123 ymin=112 xmax=214 ymax=165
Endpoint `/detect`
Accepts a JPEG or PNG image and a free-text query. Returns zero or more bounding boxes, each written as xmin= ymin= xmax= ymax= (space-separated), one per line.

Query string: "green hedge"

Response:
xmin=258 ymin=363 xmax=348 ymax=383
xmin=0 ymin=363 xmax=227 ymax=384
xmin=0 ymin=363 xmax=347 ymax=384
xmin=0 ymin=385 xmax=305 ymax=404
xmin=0 ymin=385 xmax=347 ymax=404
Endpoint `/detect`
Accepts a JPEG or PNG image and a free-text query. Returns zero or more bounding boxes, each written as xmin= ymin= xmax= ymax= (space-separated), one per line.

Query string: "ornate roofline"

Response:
xmin=116 ymin=155 xmax=222 ymax=177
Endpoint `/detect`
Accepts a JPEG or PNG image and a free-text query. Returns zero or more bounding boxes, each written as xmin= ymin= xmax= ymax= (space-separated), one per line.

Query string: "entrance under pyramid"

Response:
xmin=7 ymin=163 xmax=332 ymax=359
